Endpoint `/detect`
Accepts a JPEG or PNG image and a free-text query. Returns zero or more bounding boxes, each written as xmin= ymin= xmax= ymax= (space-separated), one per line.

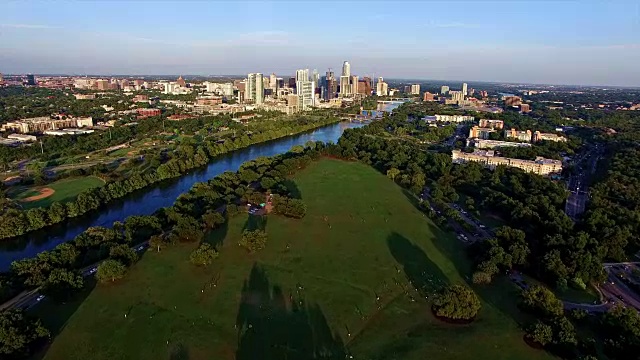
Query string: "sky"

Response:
xmin=0 ymin=0 xmax=639 ymax=86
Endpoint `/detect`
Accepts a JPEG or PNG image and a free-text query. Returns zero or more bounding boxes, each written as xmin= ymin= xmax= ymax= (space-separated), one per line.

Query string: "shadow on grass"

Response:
xmin=205 ymin=214 xmax=229 ymax=248
xmin=242 ymin=214 xmax=268 ymax=233
xmin=169 ymin=342 xmax=190 ymax=360
xmin=387 ymin=232 xmax=449 ymax=298
xmin=282 ymin=179 xmax=302 ymax=199
xmin=30 ymin=276 xmax=97 ymax=359
xmin=235 ymin=263 xmax=346 ymax=360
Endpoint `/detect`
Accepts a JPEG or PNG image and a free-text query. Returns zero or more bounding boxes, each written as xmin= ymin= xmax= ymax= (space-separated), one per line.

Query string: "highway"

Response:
xmin=564 ymin=144 xmax=603 ymax=219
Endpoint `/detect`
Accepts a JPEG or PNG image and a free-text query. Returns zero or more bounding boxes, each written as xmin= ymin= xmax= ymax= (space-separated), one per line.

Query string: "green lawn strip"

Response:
xmin=15 ymin=176 xmax=105 ymax=209
xmin=35 ymin=159 xmax=551 ymax=360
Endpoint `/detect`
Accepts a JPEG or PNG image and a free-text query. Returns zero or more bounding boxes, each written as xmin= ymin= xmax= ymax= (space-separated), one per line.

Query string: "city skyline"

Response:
xmin=1 ymin=1 xmax=639 ymax=86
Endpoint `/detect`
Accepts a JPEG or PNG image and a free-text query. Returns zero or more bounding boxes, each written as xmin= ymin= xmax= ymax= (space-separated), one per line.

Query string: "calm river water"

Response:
xmin=0 ymin=122 xmax=363 ymax=270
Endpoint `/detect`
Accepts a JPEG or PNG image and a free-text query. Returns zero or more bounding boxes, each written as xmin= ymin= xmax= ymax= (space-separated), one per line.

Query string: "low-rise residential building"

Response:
xmin=423 ymin=114 xmax=475 ymax=123
xmin=136 ymin=108 xmax=162 ymax=118
xmin=74 ymin=94 xmax=96 ymax=100
xmin=196 ymin=97 xmax=223 ymax=105
xmin=423 ymin=92 xmax=435 ymax=101
xmin=467 ymin=138 xmax=532 ymax=149
xmin=520 ymin=103 xmax=531 ymax=113
xmin=468 ymin=126 xmax=497 ymax=139
xmin=133 ymin=94 xmax=149 ymax=102
xmin=7 ymin=134 xmax=37 ymax=142
xmin=0 ymin=116 xmax=93 ymax=133
xmin=505 ymin=128 xmax=533 ymax=142
xmin=533 ymin=131 xmax=567 ymax=142
xmin=478 ymin=119 xmax=504 ymax=129
xmin=452 ymin=149 xmax=562 ymax=176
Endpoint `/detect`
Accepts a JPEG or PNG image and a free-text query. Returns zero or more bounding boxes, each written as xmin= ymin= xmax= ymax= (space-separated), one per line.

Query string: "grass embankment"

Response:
xmin=34 ymin=159 xmax=552 ymax=360
xmin=12 ymin=176 xmax=105 ymax=209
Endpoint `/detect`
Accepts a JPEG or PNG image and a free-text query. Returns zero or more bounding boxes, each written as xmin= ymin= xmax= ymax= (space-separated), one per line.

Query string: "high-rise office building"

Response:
xmin=296 ymin=69 xmax=309 ymax=83
xmin=410 ymin=84 xmax=420 ymax=95
xmin=351 ymin=75 xmax=358 ymax=95
xmin=26 ymin=74 xmax=36 ymax=86
xmin=312 ymin=69 xmax=319 ymax=90
xmin=276 ymin=78 xmax=284 ymax=89
xmin=269 ymin=73 xmax=277 ymax=89
xmin=440 ymin=85 xmax=449 ymax=95
xmin=450 ymin=90 xmax=464 ymax=103
xmin=325 ymin=70 xmax=336 ymax=100
xmin=342 ymin=61 xmax=351 ymax=77
xmin=297 ymin=80 xmax=316 ymax=110
xmin=288 ymin=77 xmax=296 ymax=89
xmin=340 ymin=75 xmax=350 ymax=97
xmin=376 ymin=77 xmax=388 ymax=96
xmin=246 ymin=73 xmax=264 ymax=104
xmin=462 ymin=83 xmax=468 ymax=96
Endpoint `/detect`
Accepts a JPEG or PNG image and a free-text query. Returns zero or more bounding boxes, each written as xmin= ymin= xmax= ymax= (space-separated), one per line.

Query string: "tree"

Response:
xmin=96 ymin=259 xmax=127 ymax=283
xmin=189 ymin=243 xmax=219 ymax=266
xmin=521 ymin=285 xmax=564 ymax=318
xmin=472 ymin=271 xmax=492 ymax=284
xmin=527 ymin=321 xmax=553 ymax=346
xmin=0 ymin=309 xmax=50 ymax=357
xmin=42 ymin=268 xmax=83 ymax=299
xmin=386 ymin=167 xmax=400 ymax=181
xmin=239 ymin=230 xmax=268 ymax=253
xmin=149 ymin=235 xmax=165 ymax=252
xmin=432 ymin=284 xmax=481 ymax=321
xmin=202 ymin=211 xmax=225 ymax=229
xmin=109 ymin=244 xmax=138 ymax=266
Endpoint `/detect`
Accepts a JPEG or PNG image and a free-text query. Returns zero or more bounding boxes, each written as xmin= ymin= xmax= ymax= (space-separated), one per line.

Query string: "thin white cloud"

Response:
xmin=0 ymin=23 xmax=58 ymax=29
xmin=422 ymin=21 xmax=479 ymax=28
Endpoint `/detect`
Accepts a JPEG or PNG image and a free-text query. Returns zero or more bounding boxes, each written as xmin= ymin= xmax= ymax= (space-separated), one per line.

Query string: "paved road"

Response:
xmin=564 ymin=144 xmax=603 ymax=219
xmin=0 ymin=242 xmax=149 ymax=311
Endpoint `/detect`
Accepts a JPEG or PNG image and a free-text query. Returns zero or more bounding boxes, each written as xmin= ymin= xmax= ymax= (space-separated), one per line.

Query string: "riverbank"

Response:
xmin=0 ymin=121 xmax=361 ymax=269
xmin=0 ymin=116 xmax=341 ymax=242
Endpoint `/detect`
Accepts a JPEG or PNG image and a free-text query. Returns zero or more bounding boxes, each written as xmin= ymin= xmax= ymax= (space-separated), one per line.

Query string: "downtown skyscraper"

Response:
xmin=295 ymin=69 xmax=315 ymax=110
xmin=340 ymin=61 xmax=351 ymax=97
xmin=246 ymin=73 xmax=264 ymax=104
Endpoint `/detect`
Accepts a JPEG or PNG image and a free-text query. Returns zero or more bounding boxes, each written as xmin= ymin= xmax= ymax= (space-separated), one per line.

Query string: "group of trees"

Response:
xmin=271 ymin=195 xmax=306 ymax=219
xmin=521 ymin=286 xmax=580 ymax=357
xmin=431 ymin=284 xmax=481 ymax=321
xmin=239 ymin=230 xmax=268 ymax=253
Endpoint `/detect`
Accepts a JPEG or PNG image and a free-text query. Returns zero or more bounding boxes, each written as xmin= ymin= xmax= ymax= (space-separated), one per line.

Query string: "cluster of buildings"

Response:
xmin=422 ymin=114 xmax=475 ymax=124
xmin=467 ymin=118 xmax=567 ymax=143
xmin=451 ymin=149 xmax=563 ymax=176
xmin=453 ymin=118 xmax=565 ymax=176
xmin=0 ymin=116 xmax=93 ymax=134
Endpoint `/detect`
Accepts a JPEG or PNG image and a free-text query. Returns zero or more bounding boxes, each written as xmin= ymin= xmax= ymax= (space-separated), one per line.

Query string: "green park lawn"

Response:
xmin=12 ymin=176 xmax=105 ymax=209
xmin=33 ymin=159 xmax=552 ymax=360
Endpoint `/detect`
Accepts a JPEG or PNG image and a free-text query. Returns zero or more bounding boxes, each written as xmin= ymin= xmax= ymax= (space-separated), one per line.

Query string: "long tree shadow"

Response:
xmin=387 ymin=232 xmax=449 ymax=298
xmin=30 ymin=276 xmax=97 ymax=359
xmin=235 ymin=263 xmax=346 ymax=360
xmin=282 ymin=179 xmax=302 ymax=199
xmin=242 ymin=214 xmax=268 ymax=232
xmin=400 ymin=188 xmax=530 ymax=328
xmin=205 ymin=213 xmax=229 ymax=248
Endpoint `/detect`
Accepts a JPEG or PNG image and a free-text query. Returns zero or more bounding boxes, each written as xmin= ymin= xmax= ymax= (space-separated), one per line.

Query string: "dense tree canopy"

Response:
xmin=431 ymin=284 xmax=481 ymax=321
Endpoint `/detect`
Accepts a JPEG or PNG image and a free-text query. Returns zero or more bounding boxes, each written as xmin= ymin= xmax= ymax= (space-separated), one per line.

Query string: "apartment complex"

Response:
xmin=468 ymin=126 xmax=497 ymax=139
xmin=424 ymin=114 xmax=475 ymax=123
xmin=410 ymin=84 xmax=420 ymax=95
xmin=478 ymin=119 xmax=504 ymax=129
xmin=505 ymin=128 xmax=533 ymax=142
xmin=452 ymin=149 xmax=562 ymax=176
xmin=467 ymin=138 xmax=532 ymax=149
xmin=533 ymin=131 xmax=567 ymax=142
xmin=1 ymin=116 xmax=93 ymax=133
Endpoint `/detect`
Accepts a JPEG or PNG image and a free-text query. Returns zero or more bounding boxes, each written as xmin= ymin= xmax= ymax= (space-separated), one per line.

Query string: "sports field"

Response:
xmin=34 ymin=159 xmax=552 ymax=360
xmin=12 ymin=176 xmax=105 ymax=209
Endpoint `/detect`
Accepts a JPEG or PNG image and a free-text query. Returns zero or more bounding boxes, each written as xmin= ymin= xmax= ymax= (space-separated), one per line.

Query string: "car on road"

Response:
xmin=136 ymin=245 xmax=145 ymax=251
xmin=36 ymin=295 xmax=45 ymax=302
xmin=89 ymin=267 xmax=97 ymax=274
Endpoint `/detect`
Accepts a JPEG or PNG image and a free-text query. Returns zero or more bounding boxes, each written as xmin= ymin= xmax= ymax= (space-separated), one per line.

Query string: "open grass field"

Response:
xmin=33 ymin=159 xmax=552 ymax=360
xmin=11 ymin=176 xmax=105 ymax=209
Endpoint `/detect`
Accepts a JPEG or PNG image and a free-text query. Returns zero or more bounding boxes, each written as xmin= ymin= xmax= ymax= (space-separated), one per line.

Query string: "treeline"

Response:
xmin=0 ymin=116 xmax=338 ymax=240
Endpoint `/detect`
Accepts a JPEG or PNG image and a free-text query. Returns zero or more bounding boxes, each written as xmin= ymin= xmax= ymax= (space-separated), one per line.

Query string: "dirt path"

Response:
xmin=21 ymin=187 xmax=55 ymax=202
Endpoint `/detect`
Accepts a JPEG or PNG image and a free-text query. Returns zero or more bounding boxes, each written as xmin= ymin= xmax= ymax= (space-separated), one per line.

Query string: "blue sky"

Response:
xmin=1 ymin=0 xmax=639 ymax=86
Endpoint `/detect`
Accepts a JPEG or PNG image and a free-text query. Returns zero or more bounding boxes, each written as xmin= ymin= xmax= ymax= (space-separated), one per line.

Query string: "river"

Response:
xmin=0 ymin=122 xmax=363 ymax=270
